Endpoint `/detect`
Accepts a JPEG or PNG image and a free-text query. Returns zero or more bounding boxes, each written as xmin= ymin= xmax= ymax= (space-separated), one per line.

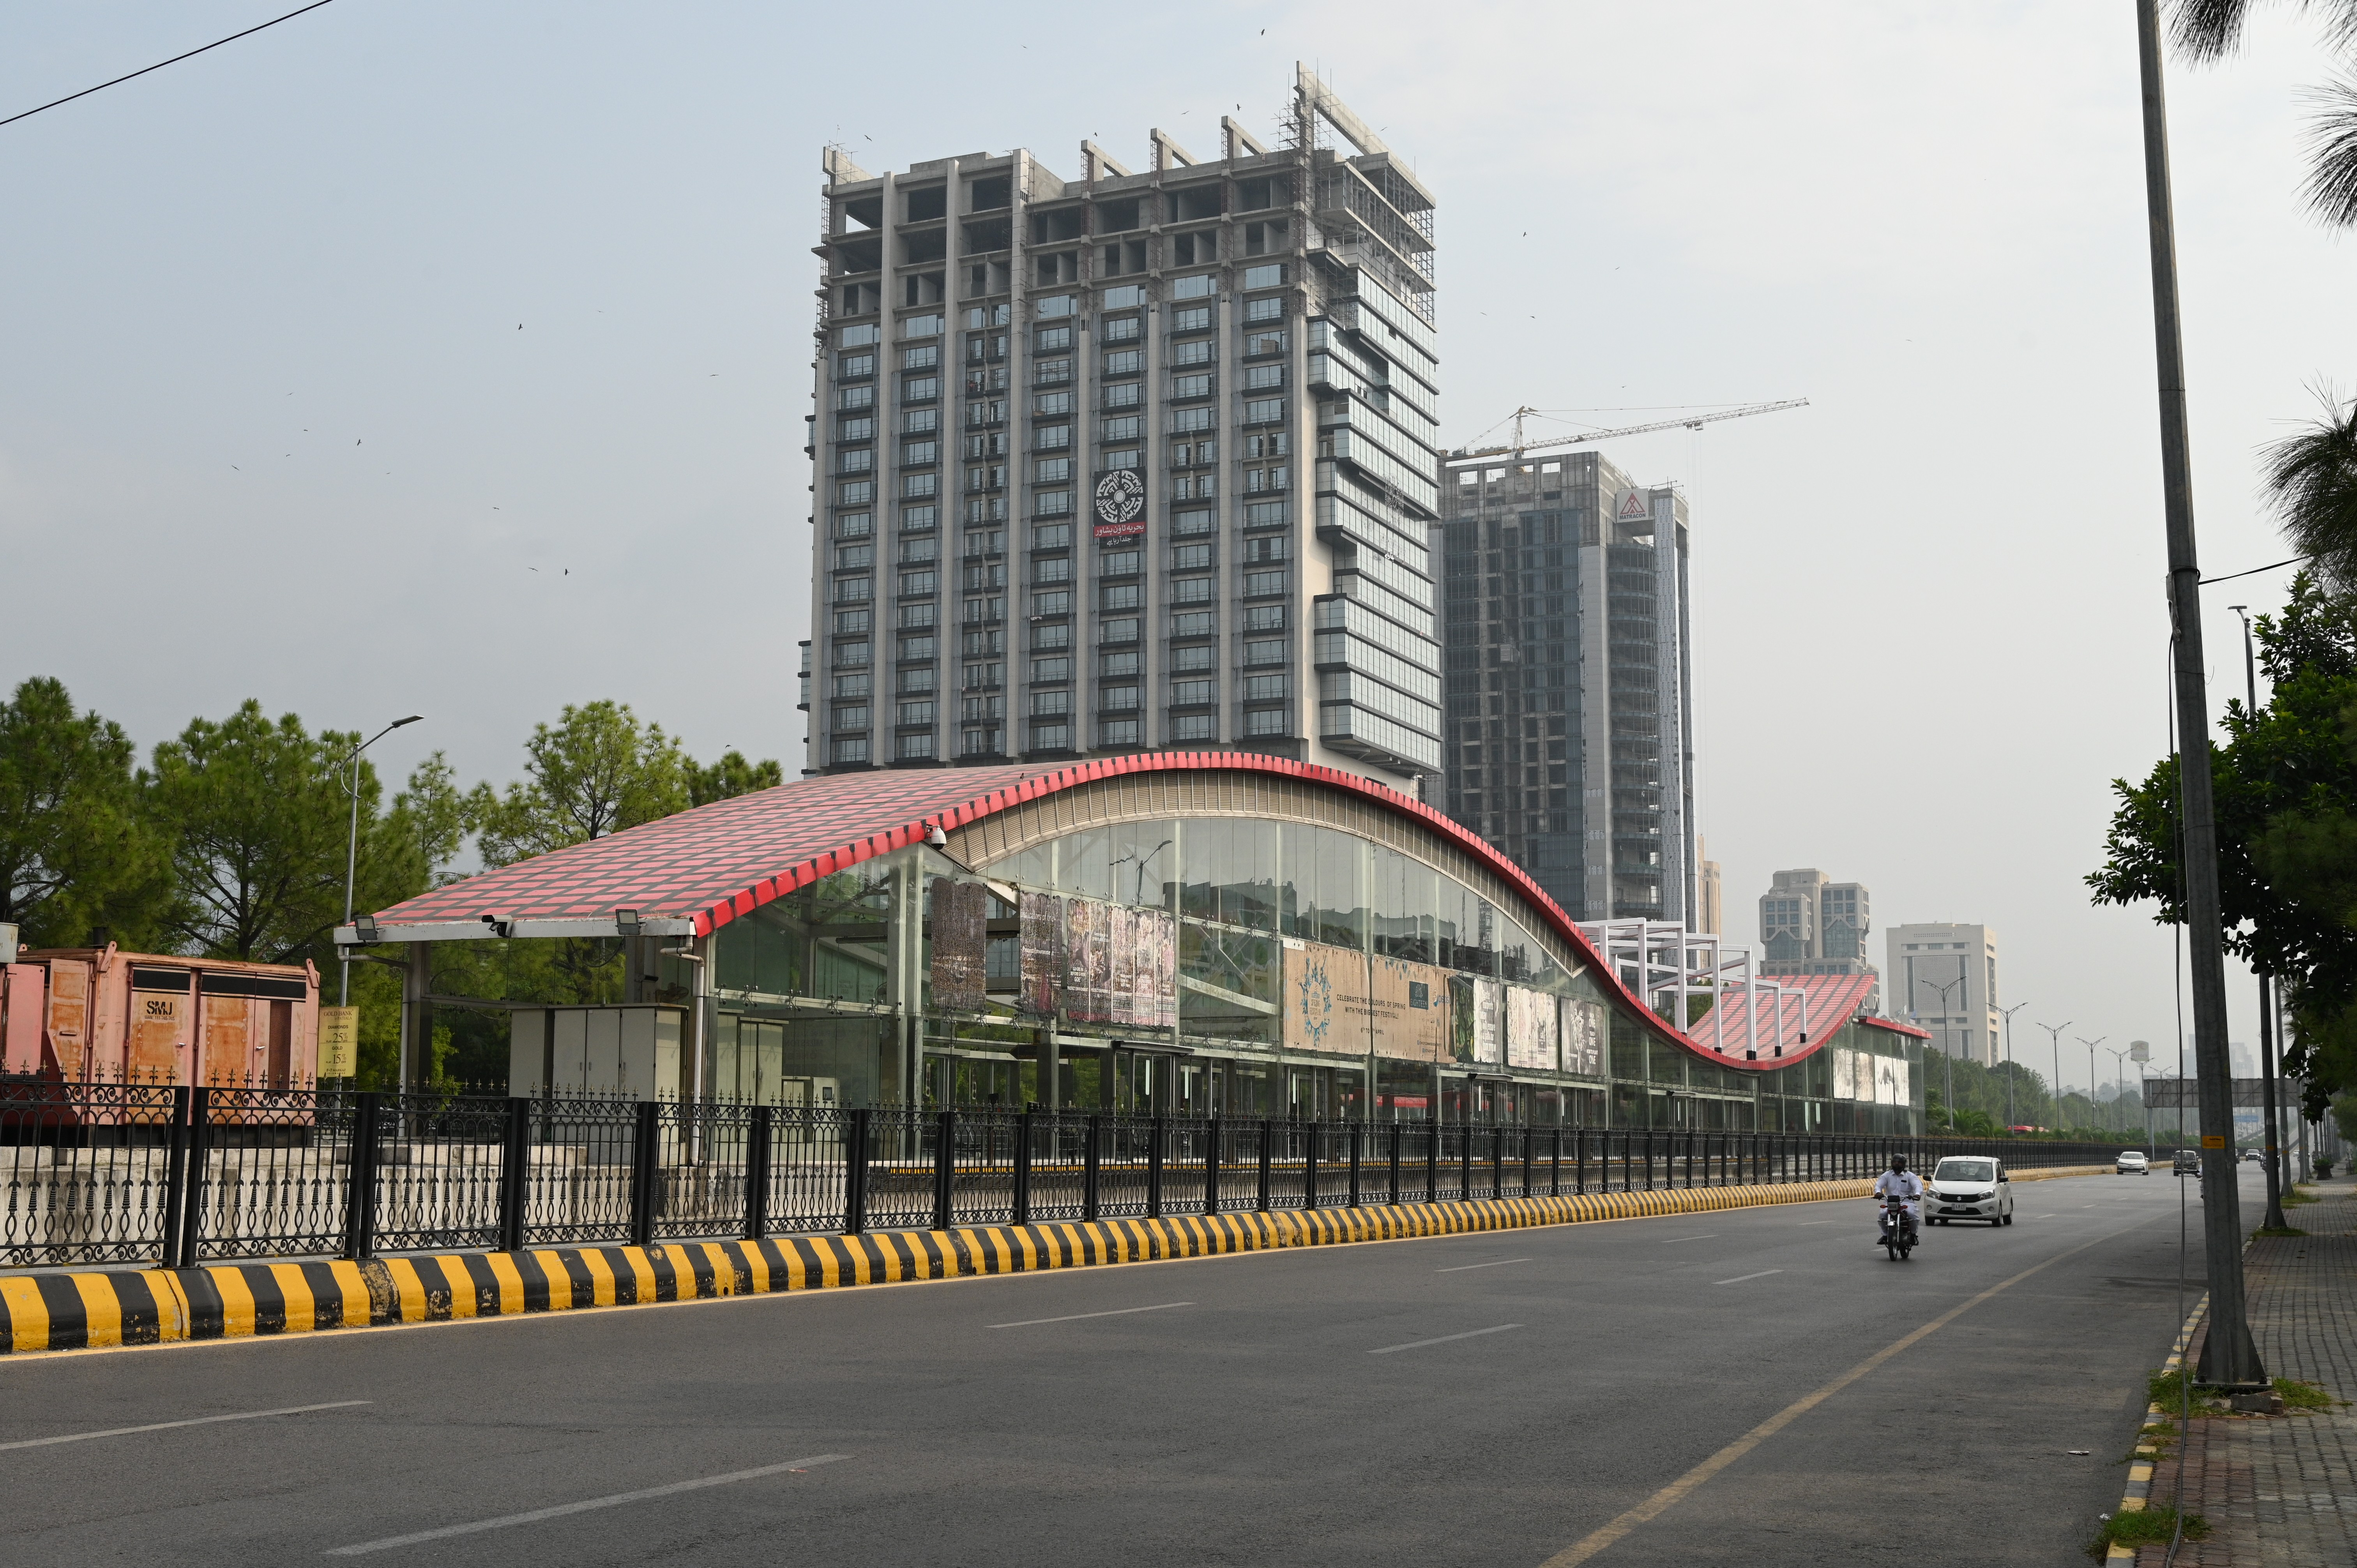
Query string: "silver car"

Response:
xmin=1927 ymin=1155 xmax=2014 ymax=1225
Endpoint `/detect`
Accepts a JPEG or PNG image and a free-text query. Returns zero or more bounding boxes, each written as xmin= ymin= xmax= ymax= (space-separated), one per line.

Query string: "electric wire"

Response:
xmin=0 ymin=1 xmax=339 ymax=129
xmin=2199 ymin=554 xmax=2306 ymax=587
xmin=2165 ymin=631 xmax=2190 ymax=1568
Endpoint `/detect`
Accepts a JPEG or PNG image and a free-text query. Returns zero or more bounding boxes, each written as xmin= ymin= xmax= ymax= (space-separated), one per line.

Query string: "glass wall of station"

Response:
xmin=701 ymin=815 xmax=1925 ymax=1133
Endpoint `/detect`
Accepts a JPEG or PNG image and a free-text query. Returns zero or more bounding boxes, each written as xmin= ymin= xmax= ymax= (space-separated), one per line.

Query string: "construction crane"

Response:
xmin=1449 ymin=398 xmax=1809 ymax=462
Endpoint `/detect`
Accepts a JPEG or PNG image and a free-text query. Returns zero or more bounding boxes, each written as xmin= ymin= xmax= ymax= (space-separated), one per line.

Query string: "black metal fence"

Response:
xmin=0 ymin=1079 xmax=2126 ymax=1271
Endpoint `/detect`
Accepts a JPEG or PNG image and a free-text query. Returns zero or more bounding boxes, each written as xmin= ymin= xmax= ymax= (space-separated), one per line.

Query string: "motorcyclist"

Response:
xmin=1872 ymin=1154 xmax=1924 ymax=1247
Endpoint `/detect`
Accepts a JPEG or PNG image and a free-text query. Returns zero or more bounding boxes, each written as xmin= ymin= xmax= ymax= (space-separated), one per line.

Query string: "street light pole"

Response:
xmin=2077 ymin=1036 xmax=2108 ymax=1135
xmin=2230 ymin=605 xmax=2290 ymax=1232
xmin=1917 ymin=967 xmax=1966 ymax=1130
xmin=2035 ymin=1019 xmax=2072 ymax=1134
xmin=1998 ymin=1002 xmax=2029 ymax=1132
xmin=2133 ymin=0 xmax=2264 ymax=1387
xmin=337 ymin=715 xmax=424 ymax=1007
xmin=2106 ymin=1047 xmax=2133 ymax=1136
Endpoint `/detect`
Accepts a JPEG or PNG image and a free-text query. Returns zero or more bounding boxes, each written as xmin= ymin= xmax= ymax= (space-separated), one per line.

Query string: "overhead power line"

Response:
xmin=0 ymin=0 xmax=339 ymax=130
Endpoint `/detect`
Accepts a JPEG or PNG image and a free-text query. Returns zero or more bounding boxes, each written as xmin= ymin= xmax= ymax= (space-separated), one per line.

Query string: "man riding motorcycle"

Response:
xmin=1872 ymin=1154 xmax=1924 ymax=1248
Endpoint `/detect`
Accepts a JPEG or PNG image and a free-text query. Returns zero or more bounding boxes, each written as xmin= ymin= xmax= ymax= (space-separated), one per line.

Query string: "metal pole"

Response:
xmin=1998 ymin=1002 xmax=2028 ymax=1132
xmin=334 ymin=716 xmax=421 ymax=1014
xmin=2134 ymin=0 xmax=2263 ymax=1388
xmin=2232 ymin=604 xmax=2289 ymax=1228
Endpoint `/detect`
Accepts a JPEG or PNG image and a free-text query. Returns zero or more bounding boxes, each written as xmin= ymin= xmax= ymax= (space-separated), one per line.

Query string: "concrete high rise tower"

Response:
xmin=1436 ymin=450 xmax=1693 ymax=923
xmin=802 ymin=69 xmax=1442 ymax=783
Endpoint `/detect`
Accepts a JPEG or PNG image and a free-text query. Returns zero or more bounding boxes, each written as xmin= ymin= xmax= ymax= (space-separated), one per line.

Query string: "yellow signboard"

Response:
xmin=2201 ymin=1134 xmax=2226 ymax=1150
xmin=317 ymin=1006 xmax=358 ymax=1079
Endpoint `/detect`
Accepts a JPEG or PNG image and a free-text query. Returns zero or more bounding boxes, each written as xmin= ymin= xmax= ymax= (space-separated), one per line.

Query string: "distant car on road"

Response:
xmin=1927 ymin=1156 xmax=2014 ymax=1225
xmin=2117 ymin=1151 xmax=2149 ymax=1175
xmin=2242 ymin=1149 xmax=2263 ymax=1163
xmin=2173 ymin=1149 xmax=2200 ymax=1174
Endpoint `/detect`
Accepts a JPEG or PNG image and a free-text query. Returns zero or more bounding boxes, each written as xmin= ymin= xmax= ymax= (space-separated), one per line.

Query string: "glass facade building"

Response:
xmin=359 ymin=758 xmax=1924 ymax=1137
xmin=803 ymin=71 xmax=1442 ymax=787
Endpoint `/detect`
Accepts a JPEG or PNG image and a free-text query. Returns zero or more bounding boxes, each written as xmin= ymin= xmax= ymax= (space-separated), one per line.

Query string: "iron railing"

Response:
xmin=0 ymin=1079 xmax=2128 ymax=1271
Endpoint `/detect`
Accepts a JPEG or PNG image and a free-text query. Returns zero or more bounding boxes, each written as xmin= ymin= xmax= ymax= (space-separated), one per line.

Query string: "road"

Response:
xmin=0 ymin=1169 xmax=2235 ymax=1566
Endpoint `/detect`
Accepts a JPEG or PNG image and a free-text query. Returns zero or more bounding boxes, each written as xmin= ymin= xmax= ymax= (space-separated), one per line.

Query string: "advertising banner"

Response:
xmin=1505 ymin=985 xmax=1559 ymax=1071
xmin=928 ymin=880 xmax=989 ymax=1013
xmin=1016 ymin=891 xmax=1065 ymax=1017
xmin=1831 ymin=1047 xmax=1857 ymax=1101
xmin=1466 ymin=975 xmax=1503 ymax=1065
xmin=1109 ymin=904 xmax=1177 ymax=1029
xmin=1282 ymin=939 xmax=1342 ymax=1055
xmin=1368 ymin=954 xmax=1453 ymax=1062
xmin=1562 ymin=999 xmax=1606 ymax=1077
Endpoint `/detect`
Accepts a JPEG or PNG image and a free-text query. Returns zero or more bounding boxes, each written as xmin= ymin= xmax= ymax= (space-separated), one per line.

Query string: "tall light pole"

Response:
xmin=2077 ymin=1036 xmax=2108 ymax=1135
xmin=2230 ymin=605 xmax=2290 ymax=1231
xmin=1998 ymin=1002 xmax=2030 ymax=1132
xmin=338 ymin=715 xmax=424 ymax=1006
xmin=1915 ymin=964 xmax=1967 ymax=1130
xmin=2106 ymin=1046 xmax=2133 ymax=1136
xmin=2134 ymin=0 xmax=2263 ymax=1386
xmin=2035 ymin=1019 xmax=2071 ymax=1134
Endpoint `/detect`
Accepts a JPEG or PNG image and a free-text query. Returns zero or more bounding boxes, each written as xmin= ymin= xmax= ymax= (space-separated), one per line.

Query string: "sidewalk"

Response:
xmin=2125 ymin=1175 xmax=2357 ymax=1566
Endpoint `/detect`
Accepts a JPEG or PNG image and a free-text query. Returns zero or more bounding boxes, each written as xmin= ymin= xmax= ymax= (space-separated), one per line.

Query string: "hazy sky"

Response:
xmin=5 ymin=2 xmax=2350 ymax=1100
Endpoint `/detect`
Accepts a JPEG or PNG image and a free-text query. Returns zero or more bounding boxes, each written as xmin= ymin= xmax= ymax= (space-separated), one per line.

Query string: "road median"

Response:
xmin=0 ymin=1165 xmax=2113 ymax=1356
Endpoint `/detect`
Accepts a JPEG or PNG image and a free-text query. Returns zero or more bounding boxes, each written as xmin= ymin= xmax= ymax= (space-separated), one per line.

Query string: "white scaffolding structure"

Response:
xmin=1576 ymin=920 xmax=1813 ymax=1060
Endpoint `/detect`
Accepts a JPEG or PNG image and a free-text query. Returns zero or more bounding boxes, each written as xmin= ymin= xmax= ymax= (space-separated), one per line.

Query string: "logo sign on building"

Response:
xmin=1093 ymin=469 xmax=1146 ymax=539
xmin=1615 ymin=489 xmax=1652 ymax=525
xmin=317 ymin=1005 xmax=358 ymax=1079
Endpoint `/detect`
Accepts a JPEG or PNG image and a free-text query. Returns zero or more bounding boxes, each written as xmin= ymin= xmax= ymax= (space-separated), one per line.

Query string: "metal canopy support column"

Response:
xmin=402 ymin=942 xmax=432 ymax=1094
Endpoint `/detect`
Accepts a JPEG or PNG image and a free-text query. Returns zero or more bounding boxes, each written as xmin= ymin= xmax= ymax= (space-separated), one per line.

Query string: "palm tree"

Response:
xmin=2173 ymin=0 xmax=2357 ymax=224
xmin=2263 ymin=387 xmax=2357 ymax=590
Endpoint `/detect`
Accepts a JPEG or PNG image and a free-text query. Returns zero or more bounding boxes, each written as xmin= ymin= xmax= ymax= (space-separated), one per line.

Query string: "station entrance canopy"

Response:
xmin=343 ymin=753 xmax=1928 ymax=1132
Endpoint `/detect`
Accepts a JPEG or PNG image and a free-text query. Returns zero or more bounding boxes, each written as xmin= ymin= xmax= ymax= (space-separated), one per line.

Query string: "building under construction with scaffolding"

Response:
xmin=1437 ymin=447 xmax=1694 ymax=925
xmin=803 ymin=67 xmax=1443 ymax=783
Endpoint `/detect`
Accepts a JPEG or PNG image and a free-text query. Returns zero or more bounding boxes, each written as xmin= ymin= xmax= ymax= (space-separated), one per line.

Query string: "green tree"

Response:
xmin=470 ymin=701 xmax=690 ymax=867
xmin=2090 ymin=575 xmax=2357 ymax=1112
xmin=689 ymin=749 xmax=783 ymax=807
xmin=146 ymin=703 xmax=457 ymax=968
xmin=2174 ymin=2 xmax=2357 ymax=225
xmin=0 ymin=677 xmax=169 ymax=948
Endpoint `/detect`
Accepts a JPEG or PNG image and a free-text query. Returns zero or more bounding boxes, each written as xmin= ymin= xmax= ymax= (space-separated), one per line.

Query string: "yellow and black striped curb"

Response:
xmin=0 ymin=1167 xmax=2107 ymax=1356
xmin=2108 ymin=1293 xmax=2208 ymax=1561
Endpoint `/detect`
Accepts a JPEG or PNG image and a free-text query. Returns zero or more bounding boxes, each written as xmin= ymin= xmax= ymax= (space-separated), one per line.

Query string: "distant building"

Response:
xmin=1758 ymin=868 xmax=1874 ymax=977
xmin=1696 ymin=837 xmax=1723 ymax=936
xmin=1887 ymin=922 xmax=2000 ymax=1066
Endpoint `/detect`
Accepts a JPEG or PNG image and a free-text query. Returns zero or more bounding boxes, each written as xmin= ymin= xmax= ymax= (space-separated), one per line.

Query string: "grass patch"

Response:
xmin=2275 ymin=1377 xmax=2339 ymax=1411
xmin=2148 ymin=1367 xmax=2207 ymax=1414
xmin=2087 ymin=1506 xmax=2209 ymax=1557
xmin=2254 ymin=1224 xmax=2310 ymax=1237
xmin=2281 ymin=1185 xmax=2318 ymax=1208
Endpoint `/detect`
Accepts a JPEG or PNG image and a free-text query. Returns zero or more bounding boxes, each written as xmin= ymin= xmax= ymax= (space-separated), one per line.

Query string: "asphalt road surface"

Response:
xmin=0 ymin=1169 xmax=2238 ymax=1566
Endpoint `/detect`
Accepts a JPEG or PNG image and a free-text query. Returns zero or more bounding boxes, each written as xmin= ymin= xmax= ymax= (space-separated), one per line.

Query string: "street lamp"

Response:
xmin=1914 ymin=963 xmax=1967 ymax=1130
xmin=2035 ymin=1019 xmax=2072 ymax=1135
xmin=1998 ymin=1002 xmax=2030 ymax=1132
xmin=338 ymin=715 xmax=424 ymax=1007
xmin=2230 ymin=604 xmax=2292 ymax=1233
xmin=2077 ymin=1036 xmax=2108 ymax=1136
xmin=2106 ymin=1046 xmax=2133 ymax=1137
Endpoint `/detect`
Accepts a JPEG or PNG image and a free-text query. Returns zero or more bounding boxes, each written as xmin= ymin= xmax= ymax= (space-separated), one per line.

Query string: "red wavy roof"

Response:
xmin=357 ymin=750 xmax=1818 ymax=1074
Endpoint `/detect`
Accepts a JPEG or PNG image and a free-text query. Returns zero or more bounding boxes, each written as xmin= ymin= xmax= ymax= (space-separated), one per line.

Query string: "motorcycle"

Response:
xmin=1879 ymin=1193 xmax=1917 ymax=1261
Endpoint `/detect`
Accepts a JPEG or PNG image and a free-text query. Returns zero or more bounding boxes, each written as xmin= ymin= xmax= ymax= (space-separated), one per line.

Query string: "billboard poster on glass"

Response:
xmin=1109 ymin=904 xmax=1177 ymax=1029
xmin=1367 ymin=953 xmax=1453 ymax=1061
xmin=1505 ymin=985 xmax=1558 ymax=1070
xmin=1016 ymin=891 xmax=1064 ymax=1017
xmin=1562 ymin=998 xmax=1605 ymax=1077
xmin=928 ymin=880 xmax=989 ymax=1013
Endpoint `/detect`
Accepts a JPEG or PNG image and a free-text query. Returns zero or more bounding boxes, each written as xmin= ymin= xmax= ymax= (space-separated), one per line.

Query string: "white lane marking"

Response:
xmin=1796 ymin=1221 xmax=1836 ymax=1227
xmin=988 ymin=1301 xmax=1192 ymax=1328
xmin=324 ymin=1454 xmax=850 ymax=1555
xmin=0 ymin=1400 xmax=370 ymax=1452
xmin=1715 ymin=1270 xmax=1785 ymax=1285
xmin=1436 ymin=1258 xmax=1531 ymax=1273
xmin=1657 ymin=1234 xmax=1720 ymax=1244
xmin=1371 ymin=1323 xmax=1523 ymax=1355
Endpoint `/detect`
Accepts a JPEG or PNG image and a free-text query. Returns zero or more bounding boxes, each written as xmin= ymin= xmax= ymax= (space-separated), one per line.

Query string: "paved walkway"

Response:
xmin=2132 ymin=1176 xmax=2357 ymax=1566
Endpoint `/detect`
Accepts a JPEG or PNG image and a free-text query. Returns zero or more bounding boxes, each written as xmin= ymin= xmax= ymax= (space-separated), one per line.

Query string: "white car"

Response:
xmin=1927 ymin=1155 xmax=2014 ymax=1225
xmin=2117 ymin=1150 xmax=2150 ymax=1175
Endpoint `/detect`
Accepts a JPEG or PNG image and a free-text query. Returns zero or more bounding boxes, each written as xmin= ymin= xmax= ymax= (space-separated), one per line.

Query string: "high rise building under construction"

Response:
xmin=1436 ymin=449 xmax=1694 ymax=924
xmin=802 ymin=68 xmax=1442 ymax=783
